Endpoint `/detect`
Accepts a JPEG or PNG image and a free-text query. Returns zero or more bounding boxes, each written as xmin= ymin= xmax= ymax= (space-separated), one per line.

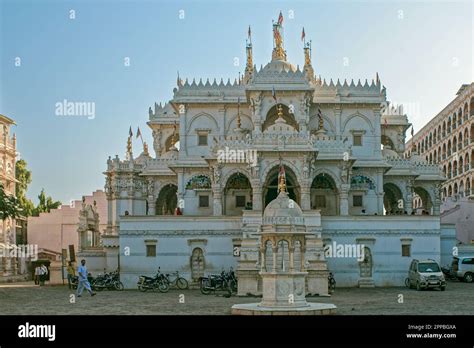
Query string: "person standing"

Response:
xmin=39 ymin=263 xmax=48 ymax=286
xmin=77 ymin=259 xmax=96 ymax=297
xmin=67 ymin=262 xmax=75 ymax=289
xmin=34 ymin=265 xmax=41 ymax=285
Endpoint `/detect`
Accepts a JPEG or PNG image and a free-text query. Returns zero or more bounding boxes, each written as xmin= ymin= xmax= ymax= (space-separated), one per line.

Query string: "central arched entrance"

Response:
xmin=156 ymin=184 xmax=177 ymax=215
xmin=263 ymin=165 xmax=300 ymax=208
xmin=223 ymin=172 xmax=253 ymax=215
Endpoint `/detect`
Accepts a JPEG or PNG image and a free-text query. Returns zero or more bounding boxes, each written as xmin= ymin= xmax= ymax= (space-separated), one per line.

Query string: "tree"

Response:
xmin=15 ymin=159 xmax=35 ymax=217
xmin=32 ymin=189 xmax=61 ymax=216
xmin=0 ymin=183 xmax=23 ymax=221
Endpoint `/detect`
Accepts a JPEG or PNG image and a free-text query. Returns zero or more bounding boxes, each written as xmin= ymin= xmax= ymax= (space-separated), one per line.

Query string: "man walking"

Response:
xmin=77 ymin=259 xmax=96 ymax=297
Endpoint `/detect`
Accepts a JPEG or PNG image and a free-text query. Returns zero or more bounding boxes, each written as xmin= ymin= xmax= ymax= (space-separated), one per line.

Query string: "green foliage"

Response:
xmin=15 ymin=159 xmax=35 ymax=216
xmin=0 ymin=183 xmax=23 ymax=221
xmin=14 ymin=159 xmax=62 ymax=217
xmin=32 ymin=189 xmax=62 ymax=216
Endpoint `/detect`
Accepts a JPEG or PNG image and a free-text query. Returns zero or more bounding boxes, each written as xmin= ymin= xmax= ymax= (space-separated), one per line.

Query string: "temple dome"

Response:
xmin=263 ymin=191 xmax=304 ymax=225
xmin=261 ymin=59 xmax=297 ymax=73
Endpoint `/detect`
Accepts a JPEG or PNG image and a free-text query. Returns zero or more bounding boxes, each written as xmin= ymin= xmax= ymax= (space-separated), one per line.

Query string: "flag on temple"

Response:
xmin=277 ymin=11 xmax=283 ymax=25
xmin=301 ymin=27 xmax=305 ymax=42
xmin=272 ymin=86 xmax=277 ymax=102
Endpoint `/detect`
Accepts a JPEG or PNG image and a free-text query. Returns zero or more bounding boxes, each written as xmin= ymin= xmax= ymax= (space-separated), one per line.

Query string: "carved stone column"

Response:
xmin=252 ymin=184 xmax=262 ymax=211
xmin=300 ymin=184 xmax=311 ymax=211
xmin=405 ymin=180 xmax=414 ymax=215
xmin=213 ymin=190 xmax=223 ymax=216
xmin=339 ymin=184 xmax=350 ymax=215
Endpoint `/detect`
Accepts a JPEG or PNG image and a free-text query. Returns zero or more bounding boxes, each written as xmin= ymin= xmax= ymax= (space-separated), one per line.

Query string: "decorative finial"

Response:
xmin=272 ymin=12 xmax=286 ymax=61
xmin=277 ymin=161 xmax=287 ymax=193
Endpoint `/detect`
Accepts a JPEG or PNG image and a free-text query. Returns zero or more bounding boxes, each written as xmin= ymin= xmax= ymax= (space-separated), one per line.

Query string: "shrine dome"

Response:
xmin=263 ymin=191 xmax=304 ymax=225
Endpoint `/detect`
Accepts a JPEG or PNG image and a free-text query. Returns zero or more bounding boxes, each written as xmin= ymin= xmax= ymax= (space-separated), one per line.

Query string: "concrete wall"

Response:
xmin=27 ymin=190 xmax=108 ymax=256
xmin=118 ymin=216 xmax=242 ymax=288
xmin=322 ymin=216 xmax=442 ymax=287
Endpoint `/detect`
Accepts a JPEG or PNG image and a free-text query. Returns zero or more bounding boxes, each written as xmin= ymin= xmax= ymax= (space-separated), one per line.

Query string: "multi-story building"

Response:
xmin=0 ymin=114 xmax=19 ymax=277
xmin=75 ymin=14 xmax=459 ymax=290
xmin=405 ymin=83 xmax=474 ymax=201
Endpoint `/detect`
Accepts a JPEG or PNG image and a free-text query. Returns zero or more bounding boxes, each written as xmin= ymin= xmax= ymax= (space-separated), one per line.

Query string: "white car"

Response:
xmin=452 ymin=256 xmax=474 ymax=283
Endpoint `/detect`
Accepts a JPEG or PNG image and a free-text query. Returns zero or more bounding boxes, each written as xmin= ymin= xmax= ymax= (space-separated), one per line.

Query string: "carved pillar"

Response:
xmin=272 ymin=245 xmax=278 ymax=272
xmin=289 ymin=245 xmax=295 ymax=272
xmin=339 ymin=183 xmax=350 ymax=215
xmin=252 ymin=184 xmax=262 ymax=211
xmin=213 ymin=190 xmax=223 ymax=216
xmin=334 ymin=106 xmax=342 ymax=140
xmin=405 ymin=180 xmax=413 ymax=215
xmin=146 ymin=178 xmax=156 ymax=215
xmin=178 ymin=105 xmax=187 ymax=158
xmin=300 ymin=183 xmax=311 ymax=210
xmin=433 ymin=185 xmax=441 ymax=216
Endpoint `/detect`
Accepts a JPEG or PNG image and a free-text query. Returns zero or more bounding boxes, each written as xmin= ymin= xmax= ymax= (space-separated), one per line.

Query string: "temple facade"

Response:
xmin=94 ymin=14 xmax=456 ymax=289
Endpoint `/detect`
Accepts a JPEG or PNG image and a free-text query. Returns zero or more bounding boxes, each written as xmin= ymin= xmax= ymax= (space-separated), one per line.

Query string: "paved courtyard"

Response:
xmin=0 ymin=281 xmax=473 ymax=315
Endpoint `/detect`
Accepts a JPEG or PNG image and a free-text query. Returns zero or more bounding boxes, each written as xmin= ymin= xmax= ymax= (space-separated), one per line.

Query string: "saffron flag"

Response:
xmin=301 ymin=27 xmax=305 ymax=42
xmin=277 ymin=11 xmax=283 ymax=25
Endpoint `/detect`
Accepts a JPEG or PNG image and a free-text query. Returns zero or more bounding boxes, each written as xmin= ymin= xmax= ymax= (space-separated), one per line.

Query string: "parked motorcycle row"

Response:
xmin=200 ymin=268 xmax=238 ymax=297
xmin=71 ymin=269 xmax=124 ymax=291
xmin=137 ymin=268 xmax=189 ymax=293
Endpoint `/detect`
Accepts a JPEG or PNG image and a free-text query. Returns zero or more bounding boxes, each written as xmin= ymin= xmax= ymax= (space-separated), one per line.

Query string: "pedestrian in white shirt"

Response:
xmin=39 ymin=264 xmax=48 ymax=286
xmin=77 ymin=259 xmax=96 ymax=297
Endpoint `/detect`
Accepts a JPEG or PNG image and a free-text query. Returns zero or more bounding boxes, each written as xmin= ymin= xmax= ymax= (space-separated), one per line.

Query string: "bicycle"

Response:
xmin=164 ymin=271 xmax=189 ymax=290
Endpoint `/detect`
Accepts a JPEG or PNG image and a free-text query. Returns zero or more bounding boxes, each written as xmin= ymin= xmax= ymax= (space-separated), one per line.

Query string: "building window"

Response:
xmin=402 ymin=244 xmax=411 ymax=257
xmin=235 ymin=195 xmax=246 ymax=207
xmin=199 ymin=195 xmax=209 ymax=208
xmin=353 ymin=135 xmax=362 ymax=146
xmin=146 ymin=245 xmax=156 ymax=257
xmin=198 ymin=133 xmax=208 ymax=146
xmin=314 ymin=195 xmax=326 ymax=208
xmin=353 ymin=195 xmax=363 ymax=207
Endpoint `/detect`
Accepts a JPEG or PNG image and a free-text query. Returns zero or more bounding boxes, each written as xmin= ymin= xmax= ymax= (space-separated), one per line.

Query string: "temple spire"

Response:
xmin=244 ymin=25 xmax=254 ymax=83
xmin=272 ymin=11 xmax=287 ymax=61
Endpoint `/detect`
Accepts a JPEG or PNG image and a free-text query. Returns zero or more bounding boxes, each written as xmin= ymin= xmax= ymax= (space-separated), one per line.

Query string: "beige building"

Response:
xmin=27 ymin=190 xmax=108 ymax=257
xmin=405 ymin=83 xmax=474 ymax=201
xmin=0 ymin=114 xmax=19 ymax=277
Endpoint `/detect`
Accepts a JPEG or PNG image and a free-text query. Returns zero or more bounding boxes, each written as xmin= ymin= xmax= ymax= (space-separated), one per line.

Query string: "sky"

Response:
xmin=0 ymin=0 xmax=472 ymax=204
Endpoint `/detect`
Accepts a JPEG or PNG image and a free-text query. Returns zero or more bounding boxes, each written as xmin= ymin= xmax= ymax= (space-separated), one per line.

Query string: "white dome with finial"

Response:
xmin=263 ymin=191 xmax=304 ymax=225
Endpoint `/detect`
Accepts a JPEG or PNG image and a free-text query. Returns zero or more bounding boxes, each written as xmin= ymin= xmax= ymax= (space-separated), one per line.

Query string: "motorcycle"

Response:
xmin=441 ymin=266 xmax=458 ymax=281
xmin=137 ymin=268 xmax=169 ymax=293
xmin=200 ymin=270 xmax=232 ymax=297
xmin=328 ymin=272 xmax=336 ymax=294
xmin=224 ymin=268 xmax=238 ymax=293
xmin=92 ymin=270 xmax=124 ymax=291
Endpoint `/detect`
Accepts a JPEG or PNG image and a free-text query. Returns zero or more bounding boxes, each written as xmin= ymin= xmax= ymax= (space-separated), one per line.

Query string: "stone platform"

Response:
xmin=231 ymin=302 xmax=337 ymax=315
